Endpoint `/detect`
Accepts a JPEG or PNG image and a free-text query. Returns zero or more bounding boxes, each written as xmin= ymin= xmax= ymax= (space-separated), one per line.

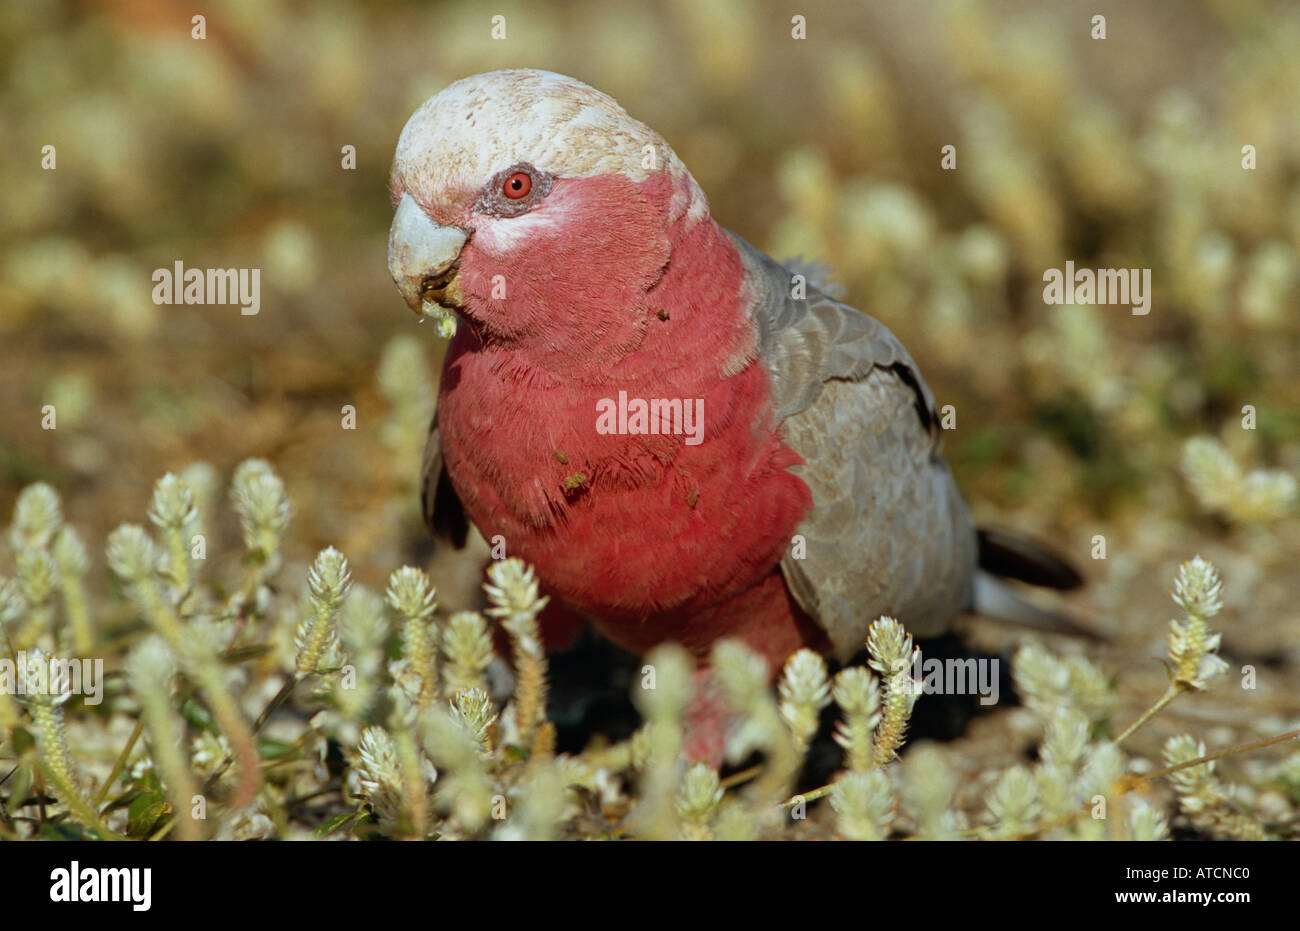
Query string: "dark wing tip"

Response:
xmin=976 ymin=526 xmax=1085 ymax=591
xmin=427 ymin=468 xmax=469 ymax=549
xmin=420 ymin=412 xmax=470 ymax=550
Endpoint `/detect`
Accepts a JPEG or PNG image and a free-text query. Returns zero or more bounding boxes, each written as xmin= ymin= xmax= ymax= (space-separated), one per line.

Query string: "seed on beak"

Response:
xmin=421 ymin=299 xmax=459 ymax=339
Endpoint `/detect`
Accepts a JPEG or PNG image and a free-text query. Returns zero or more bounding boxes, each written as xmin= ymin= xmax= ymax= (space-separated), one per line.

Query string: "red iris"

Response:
xmin=503 ymin=171 xmax=532 ymax=199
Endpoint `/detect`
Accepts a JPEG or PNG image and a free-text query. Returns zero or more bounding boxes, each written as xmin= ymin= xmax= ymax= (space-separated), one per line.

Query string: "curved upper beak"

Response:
xmin=387 ymin=193 xmax=469 ymax=314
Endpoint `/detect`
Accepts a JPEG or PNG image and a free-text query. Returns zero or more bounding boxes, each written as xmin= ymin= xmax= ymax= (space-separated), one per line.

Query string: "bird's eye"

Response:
xmin=503 ymin=171 xmax=532 ymax=199
xmin=475 ymin=164 xmax=551 ymax=217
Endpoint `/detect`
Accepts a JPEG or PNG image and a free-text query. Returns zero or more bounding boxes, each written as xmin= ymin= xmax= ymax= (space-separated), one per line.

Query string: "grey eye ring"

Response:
xmin=474 ymin=163 xmax=554 ymax=218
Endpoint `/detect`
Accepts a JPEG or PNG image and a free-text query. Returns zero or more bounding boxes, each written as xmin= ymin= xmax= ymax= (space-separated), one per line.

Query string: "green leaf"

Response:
xmin=11 ymin=727 xmax=35 ymax=756
xmin=180 ymin=698 xmax=215 ymax=732
xmin=127 ymin=792 xmax=168 ymax=838
xmin=7 ymin=765 xmax=33 ymax=809
xmin=40 ymin=820 xmax=88 ymax=840
xmin=102 ymin=786 xmax=146 ymax=815
xmin=257 ymin=737 xmax=296 ymax=760
xmin=315 ymin=809 xmax=366 ymax=837
xmin=221 ymin=644 xmax=271 ymax=664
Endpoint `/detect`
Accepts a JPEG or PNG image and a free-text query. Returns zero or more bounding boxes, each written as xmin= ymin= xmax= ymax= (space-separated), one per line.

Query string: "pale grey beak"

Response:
xmin=387 ymin=193 xmax=469 ymax=314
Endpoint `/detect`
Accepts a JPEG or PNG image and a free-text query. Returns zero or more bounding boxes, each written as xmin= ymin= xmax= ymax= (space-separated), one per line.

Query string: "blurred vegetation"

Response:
xmin=2 ymin=470 xmax=1295 ymax=840
xmin=1 ymin=0 xmax=1298 ymax=839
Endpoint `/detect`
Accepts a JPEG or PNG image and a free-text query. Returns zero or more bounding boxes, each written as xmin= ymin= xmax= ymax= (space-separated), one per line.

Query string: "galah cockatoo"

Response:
xmin=386 ymin=69 xmax=1082 ymax=683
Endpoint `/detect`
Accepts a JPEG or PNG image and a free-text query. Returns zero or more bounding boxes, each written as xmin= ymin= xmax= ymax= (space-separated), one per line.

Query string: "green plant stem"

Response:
xmin=149 ymin=817 xmax=176 ymax=841
xmin=719 ymin=764 xmax=762 ymax=790
xmin=35 ymin=757 xmax=123 ymax=840
xmin=1112 ymin=683 xmax=1183 ymax=747
xmin=254 ymin=675 xmax=301 ymax=733
xmin=96 ymin=717 xmax=145 ymax=808
xmin=1144 ymin=728 xmax=1300 ymax=783
xmin=202 ymin=673 xmax=300 ymax=796
xmin=60 ymin=574 xmax=94 ymax=655
xmin=780 ymin=782 xmax=835 ymax=808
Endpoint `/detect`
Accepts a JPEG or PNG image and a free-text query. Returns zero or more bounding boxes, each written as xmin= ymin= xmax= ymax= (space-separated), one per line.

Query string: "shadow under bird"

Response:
xmin=385 ymin=69 xmax=1088 ymax=683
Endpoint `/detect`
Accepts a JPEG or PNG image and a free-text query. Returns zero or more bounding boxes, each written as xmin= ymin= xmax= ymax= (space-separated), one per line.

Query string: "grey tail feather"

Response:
xmin=972 ymin=571 xmax=1104 ymax=641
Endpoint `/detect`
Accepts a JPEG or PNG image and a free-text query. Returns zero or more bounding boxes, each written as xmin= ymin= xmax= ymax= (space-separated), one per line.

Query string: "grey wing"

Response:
xmin=727 ymin=231 xmax=977 ymax=660
xmin=420 ymin=412 xmax=470 ymax=549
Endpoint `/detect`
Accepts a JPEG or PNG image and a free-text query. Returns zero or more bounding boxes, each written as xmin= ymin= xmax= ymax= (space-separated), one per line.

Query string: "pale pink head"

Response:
xmin=387 ymin=70 xmax=710 ymax=358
